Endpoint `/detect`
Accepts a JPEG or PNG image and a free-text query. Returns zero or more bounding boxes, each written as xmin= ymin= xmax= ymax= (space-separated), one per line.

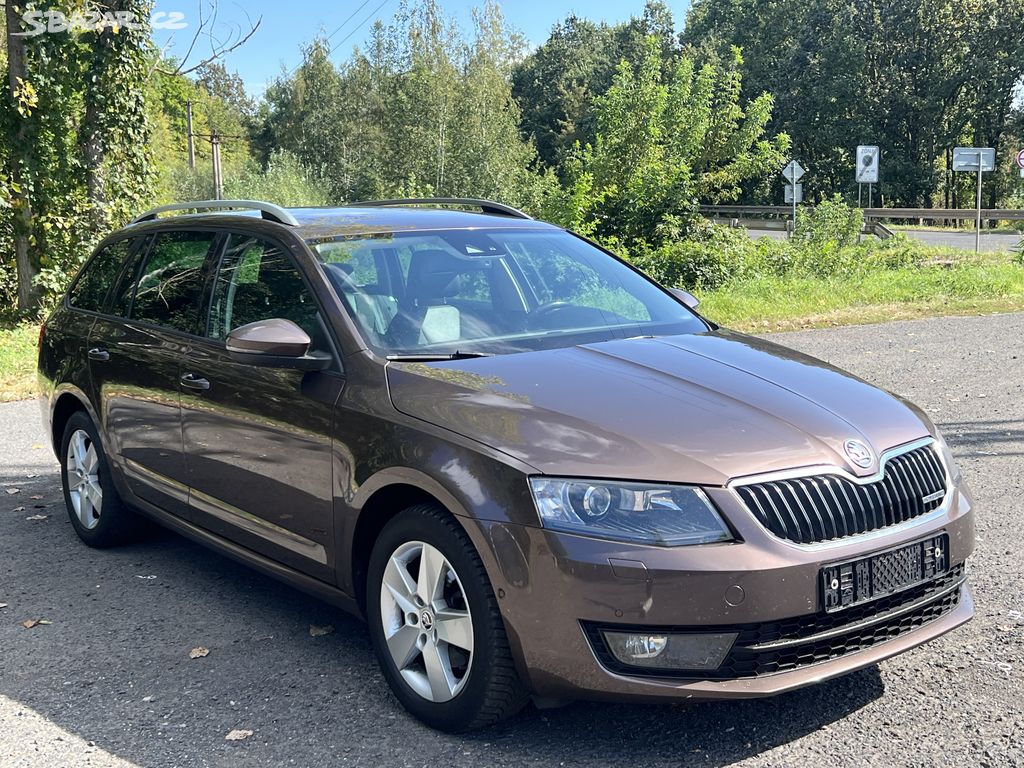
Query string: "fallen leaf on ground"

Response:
xmin=5 ymin=488 xmax=19 ymax=495
xmin=29 ymin=495 xmax=43 ymax=500
xmin=189 ymin=647 xmax=210 ymax=659
xmin=0 ymin=603 xmax=8 ymax=609
xmin=25 ymin=515 xmax=48 ymax=521
xmin=21 ymin=618 xmax=50 ymax=629
xmin=11 ymin=507 xmax=24 ymax=513
xmin=225 ymin=729 xmax=253 ymax=741
xmin=134 ymin=575 xmax=157 ymax=580
xmin=309 ymin=624 xmax=334 ymax=637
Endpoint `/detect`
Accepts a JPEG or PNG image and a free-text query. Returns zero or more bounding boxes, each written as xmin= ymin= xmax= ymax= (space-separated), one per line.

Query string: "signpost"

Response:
xmin=856 ymin=145 xmax=879 ymax=208
xmin=1016 ymin=148 xmax=1024 ymax=178
xmin=781 ymin=160 xmax=805 ymax=237
xmin=952 ymin=147 xmax=995 ymax=253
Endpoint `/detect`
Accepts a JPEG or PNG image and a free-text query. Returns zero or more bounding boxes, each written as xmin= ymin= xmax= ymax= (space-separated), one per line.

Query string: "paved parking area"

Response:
xmin=1 ymin=312 xmax=1022 ymax=767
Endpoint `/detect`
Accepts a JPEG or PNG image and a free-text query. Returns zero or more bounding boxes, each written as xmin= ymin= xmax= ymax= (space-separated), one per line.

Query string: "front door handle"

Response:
xmin=87 ymin=347 xmax=110 ymax=362
xmin=180 ymin=373 xmax=211 ymax=392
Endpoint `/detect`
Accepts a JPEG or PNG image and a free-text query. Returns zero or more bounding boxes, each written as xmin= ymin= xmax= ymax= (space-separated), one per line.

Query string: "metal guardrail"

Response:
xmin=700 ymin=205 xmax=1024 ymax=222
xmin=707 ymin=215 xmax=895 ymax=239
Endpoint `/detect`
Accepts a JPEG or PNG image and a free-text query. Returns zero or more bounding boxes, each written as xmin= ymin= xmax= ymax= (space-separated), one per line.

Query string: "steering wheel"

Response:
xmin=531 ymin=300 xmax=574 ymax=318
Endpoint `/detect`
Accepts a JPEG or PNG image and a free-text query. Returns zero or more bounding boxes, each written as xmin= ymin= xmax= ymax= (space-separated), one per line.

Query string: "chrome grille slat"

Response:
xmin=735 ymin=444 xmax=948 ymax=544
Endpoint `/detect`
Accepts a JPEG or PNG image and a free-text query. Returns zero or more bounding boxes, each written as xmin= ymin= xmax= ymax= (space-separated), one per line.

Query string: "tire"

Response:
xmin=366 ymin=504 xmax=529 ymax=731
xmin=59 ymin=410 xmax=143 ymax=548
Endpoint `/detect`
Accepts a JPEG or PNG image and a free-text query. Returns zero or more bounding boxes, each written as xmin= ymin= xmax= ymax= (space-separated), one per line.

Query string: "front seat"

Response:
xmin=386 ymin=249 xmax=489 ymax=347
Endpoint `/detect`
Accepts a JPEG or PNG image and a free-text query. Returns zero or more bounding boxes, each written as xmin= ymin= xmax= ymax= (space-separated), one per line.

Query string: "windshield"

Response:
xmin=309 ymin=228 xmax=707 ymax=357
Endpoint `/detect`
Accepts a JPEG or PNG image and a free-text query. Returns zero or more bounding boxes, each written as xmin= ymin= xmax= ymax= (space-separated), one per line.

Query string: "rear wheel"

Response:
xmin=366 ymin=504 xmax=529 ymax=731
xmin=60 ymin=411 xmax=142 ymax=547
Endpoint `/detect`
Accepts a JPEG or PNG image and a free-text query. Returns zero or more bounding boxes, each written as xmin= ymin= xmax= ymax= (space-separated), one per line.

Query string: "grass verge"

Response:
xmin=0 ymin=322 xmax=39 ymax=402
xmin=698 ymin=262 xmax=1024 ymax=332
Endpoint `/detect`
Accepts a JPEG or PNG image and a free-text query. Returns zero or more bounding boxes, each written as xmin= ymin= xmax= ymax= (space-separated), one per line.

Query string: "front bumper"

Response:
xmin=468 ymin=478 xmax=975 ymax=702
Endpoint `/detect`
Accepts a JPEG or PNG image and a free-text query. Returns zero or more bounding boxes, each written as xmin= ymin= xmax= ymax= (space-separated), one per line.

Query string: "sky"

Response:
xmin=153 ymin=0 xmax=692 ymax=96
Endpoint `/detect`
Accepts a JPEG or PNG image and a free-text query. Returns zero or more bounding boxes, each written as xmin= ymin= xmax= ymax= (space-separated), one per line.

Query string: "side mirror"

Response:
xmin=225 ymin=318 xmax=331 ymax=371
xmin=668 ymin=288 xmax=700 ymax=310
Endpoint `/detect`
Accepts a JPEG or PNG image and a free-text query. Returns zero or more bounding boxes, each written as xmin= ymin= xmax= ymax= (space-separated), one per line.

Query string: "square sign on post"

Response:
xmin=952 ymin=147 xmax=995 ymax=172
xmin=784 ymin=184 xmax=803 ymax=203
xmin=952 ymin=147 xmax=996 ymax=253
xmin=856 ymin=146 xmax=879 ymax=183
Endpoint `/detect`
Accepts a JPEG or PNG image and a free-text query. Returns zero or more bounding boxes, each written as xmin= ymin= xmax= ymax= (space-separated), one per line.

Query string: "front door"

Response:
xmin=180 ymin=234 xmax=341 ymax=581
xmin=88 ymin=230 xmax=218 ymax=517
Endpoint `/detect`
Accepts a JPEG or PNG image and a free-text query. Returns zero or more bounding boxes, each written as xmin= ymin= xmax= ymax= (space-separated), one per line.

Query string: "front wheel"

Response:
xmin=366 ymin=504 xmax=529 ymax=731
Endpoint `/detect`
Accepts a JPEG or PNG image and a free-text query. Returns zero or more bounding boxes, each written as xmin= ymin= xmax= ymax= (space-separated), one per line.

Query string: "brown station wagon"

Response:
xmin=38 ymin=198 xmax=974 ymax=731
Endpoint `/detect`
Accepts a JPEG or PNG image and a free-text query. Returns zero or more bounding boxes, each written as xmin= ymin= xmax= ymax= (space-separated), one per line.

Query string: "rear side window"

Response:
xmin=130 ymin=231 xmax=216 ymax=334
xmin=67 ymin=239 xmax=135 ymax=312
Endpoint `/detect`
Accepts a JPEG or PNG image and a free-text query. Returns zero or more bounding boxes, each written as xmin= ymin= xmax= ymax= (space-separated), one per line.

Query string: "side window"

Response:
xmin=130 ymin=231 xmax=214 ymax=333
xmin=67 ymin=239 xmax=135 ymax=312
xmin=210 ymin=235 xmax=328 ymax=353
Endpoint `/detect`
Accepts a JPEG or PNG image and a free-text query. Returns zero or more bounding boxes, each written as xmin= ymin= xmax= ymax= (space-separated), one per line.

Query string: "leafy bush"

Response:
xmin=627 ymin=199 xmax=929 ymax=292
xmin=162 ymin=150 xmax=332 ymax=207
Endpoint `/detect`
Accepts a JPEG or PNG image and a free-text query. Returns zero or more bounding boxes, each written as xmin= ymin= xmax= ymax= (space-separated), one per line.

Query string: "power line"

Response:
xmin=324 ymin=0 xmax=372 ymax=43
xmin=285 ymin=0 xmax=388 ymax=78
xmin=329 ymin=0 xmax=391 ymax=56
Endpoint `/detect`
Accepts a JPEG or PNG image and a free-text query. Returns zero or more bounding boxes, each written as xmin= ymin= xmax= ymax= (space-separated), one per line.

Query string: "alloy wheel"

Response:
xmin=379 ymin=540 xmax=475 ymax=703
xmin=66 ymin=428 xmax=103 ymax=530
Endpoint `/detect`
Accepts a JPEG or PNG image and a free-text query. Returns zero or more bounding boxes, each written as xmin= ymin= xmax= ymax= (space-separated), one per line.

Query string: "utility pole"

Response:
xmin=186 ymin=100 xmax=196 ymax=169
xmin=211 ymin=132 xmax=223 ymax=200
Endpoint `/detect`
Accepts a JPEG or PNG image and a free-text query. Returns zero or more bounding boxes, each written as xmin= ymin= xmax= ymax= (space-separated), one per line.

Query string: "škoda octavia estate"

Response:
xmin=39 ymin=198 xmax=974 ymax=731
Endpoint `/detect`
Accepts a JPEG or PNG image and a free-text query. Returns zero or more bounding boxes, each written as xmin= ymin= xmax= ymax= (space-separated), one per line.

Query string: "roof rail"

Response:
xmin=130 ymin=200 xmax=299 ymax=226
xmin=348 ymin=197 xmax=533 ymax=220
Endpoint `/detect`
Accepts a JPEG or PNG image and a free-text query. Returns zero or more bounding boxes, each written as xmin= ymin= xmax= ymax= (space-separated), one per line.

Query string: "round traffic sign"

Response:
xmin=1017 ymin=148 xmax=1024 ymax=169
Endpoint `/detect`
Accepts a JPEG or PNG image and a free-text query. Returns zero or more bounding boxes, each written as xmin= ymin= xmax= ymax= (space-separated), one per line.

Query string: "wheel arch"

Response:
xmin=50 ymin=386 xmax=98 ymax=454
xmin=347 ymin=468 xmax=486 ymax=617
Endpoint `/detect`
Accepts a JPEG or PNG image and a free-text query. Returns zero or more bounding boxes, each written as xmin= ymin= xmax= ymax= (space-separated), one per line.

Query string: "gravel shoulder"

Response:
xmin=1 ymin=312 xmax=1022 ymax=768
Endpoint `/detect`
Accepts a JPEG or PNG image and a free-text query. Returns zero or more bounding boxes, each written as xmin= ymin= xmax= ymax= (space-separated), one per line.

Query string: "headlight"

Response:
xmin=529 ymin=478 xmax=733 ymax=546
xmin=933 ymin=427 xmax=961 ymax=484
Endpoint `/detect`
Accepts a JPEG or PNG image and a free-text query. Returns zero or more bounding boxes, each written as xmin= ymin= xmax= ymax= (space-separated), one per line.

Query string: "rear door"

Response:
xmin=180 ymin=233 xmax=342 ymax=581
xmin=87 ymin=229 xmax=219 ymax=517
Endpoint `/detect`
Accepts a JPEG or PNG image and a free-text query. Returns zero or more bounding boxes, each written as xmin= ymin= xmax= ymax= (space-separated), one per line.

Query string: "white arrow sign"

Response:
xmin=782 ymin=160 xmax=805 ymax=183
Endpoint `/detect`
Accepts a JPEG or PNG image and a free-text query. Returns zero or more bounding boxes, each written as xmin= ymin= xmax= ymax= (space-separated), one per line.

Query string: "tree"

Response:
xmin=551 ymin=40 xmax=788 ymax=248
xmin=682 ymin=0 xmax=1024 ymax=206
xmin=511 ymin=1 xmax=680 ymax=171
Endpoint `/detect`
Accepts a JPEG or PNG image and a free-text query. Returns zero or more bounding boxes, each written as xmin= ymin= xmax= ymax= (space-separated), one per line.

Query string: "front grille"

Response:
xmin=584 ymin=565 xmax=965 ymax=680
xmin=734 ymin=444 xmax=947 ymax=544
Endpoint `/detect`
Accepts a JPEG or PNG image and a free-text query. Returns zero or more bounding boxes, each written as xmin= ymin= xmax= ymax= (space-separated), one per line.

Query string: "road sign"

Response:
xmin=952 ymin=147 xmax=995 ymax=173
xmin=782 ymin=160 xmax=805 ymax=183
xmin=1016 ymin=148 xmax=1024 ymax=169
xmin=784 ymin=184 xmax=803 ymax=204
xmin=856 ymin=145 xmax=880 ymax=183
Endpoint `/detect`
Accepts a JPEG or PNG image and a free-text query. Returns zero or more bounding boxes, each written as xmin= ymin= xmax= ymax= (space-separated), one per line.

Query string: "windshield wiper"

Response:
xmin=386 ymin=350 xmax=493 ymax=362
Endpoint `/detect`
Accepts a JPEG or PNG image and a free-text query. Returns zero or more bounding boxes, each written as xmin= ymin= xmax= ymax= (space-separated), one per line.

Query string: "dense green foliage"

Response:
xmin=2 ymin=0 xmax=1022 ymax=317
xmin=683 ymin=0 xmax=1024 ymax=207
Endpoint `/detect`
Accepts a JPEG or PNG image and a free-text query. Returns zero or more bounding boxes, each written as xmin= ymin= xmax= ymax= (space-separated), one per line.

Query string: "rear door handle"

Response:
xmin=87 ymin=348 xmax=110 ymax=362
xmin=180 ymin=373 xmax=211 ymax=392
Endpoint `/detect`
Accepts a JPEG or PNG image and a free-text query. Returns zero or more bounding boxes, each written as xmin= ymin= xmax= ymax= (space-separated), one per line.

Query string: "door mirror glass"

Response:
xmin=226 ymin=319 xmax=330 ymax=371
xmin=668 ymin=288 xmax=700 ymax=310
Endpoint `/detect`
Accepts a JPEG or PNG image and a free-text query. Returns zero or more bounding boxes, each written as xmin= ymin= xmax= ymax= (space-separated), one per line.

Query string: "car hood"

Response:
xmin=385 ymin=330 xmax=933 ymax=485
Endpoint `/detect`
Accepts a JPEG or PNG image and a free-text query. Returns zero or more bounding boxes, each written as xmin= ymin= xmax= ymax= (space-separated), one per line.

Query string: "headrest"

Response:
xmin=406 ymin=249 xmax=483 ymax=302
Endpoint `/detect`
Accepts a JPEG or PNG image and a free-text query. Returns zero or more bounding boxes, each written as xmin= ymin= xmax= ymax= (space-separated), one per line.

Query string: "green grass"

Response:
xmin=0 ymin=321 xmax=39 ymax=402
xmin=698 ymin=262 xmax=1024 ymax=332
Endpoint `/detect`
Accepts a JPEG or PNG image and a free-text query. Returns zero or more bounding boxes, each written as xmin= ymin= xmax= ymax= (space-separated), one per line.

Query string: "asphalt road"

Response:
xmin=752 ymin=227 xmax=1019 ymax=252
xmin=2 ymin=312 xmax=1022 ymax=768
